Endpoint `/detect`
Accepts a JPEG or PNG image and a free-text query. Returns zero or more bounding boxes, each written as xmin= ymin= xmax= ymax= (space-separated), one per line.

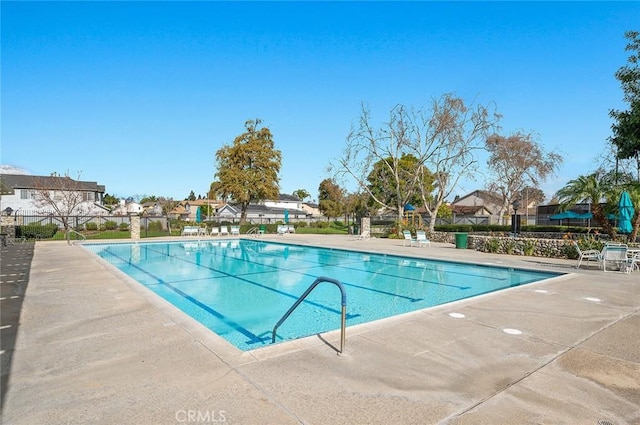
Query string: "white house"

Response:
xmin=0 ymin=173 xmax=108 ymax=215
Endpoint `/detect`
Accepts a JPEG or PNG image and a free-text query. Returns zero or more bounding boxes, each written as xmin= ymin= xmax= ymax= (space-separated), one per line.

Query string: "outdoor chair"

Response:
xmin=277 ymin=225 xmax=287 ymax=235
xmin=416 ymin=230 xmax=430 ymax=247
xmin=210 ymin=227 xmax=219 ymax=236
xmin=623 ymin=251 xmax=639 ymax=274
xmin=220 ymin=226 xmax=230 ymax=236
xmin=402 ymin=230 xmax=417 ymax=247
xmin=230 ymin=225 xmax=240 ymax=236
xmin=573 ymin=241 xmax=601 ymax=269
xmin=599 ymin=244 xmax=628 ymax=272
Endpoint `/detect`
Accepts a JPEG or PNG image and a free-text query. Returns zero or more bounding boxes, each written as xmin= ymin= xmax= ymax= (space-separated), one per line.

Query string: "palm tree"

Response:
xmin=554 ymin=172 xmax=616 ymax=237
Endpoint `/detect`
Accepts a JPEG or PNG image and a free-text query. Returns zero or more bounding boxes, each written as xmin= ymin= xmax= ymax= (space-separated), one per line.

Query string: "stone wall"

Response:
xmin=1 ymin=215 xmax=16 ymax=239
xmin=428 ymin=231 xmax=578 ymax=259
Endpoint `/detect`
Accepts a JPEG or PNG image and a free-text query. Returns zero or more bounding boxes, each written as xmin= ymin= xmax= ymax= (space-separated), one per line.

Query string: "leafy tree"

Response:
xmin=140 ymin=195 xmax=158 ymax=204
xmin=212 ymin=119 xmax=282 ymax=223
xmin=103 ymin=193 xmax=119 ymax=206
xmin=554 ymin=171 xmax=616 ymax=237
xmin=318 ymin=178 xmax=344 ymax=220
xmin=292 ymin=189 xmax=310 ymax=201
xmin=485 ymin=131 xmax=562 ymax=223
xmin=609 ymin=30 xmax=640 ymax=181
xmin=517 ymin=187 xmax=546 ymax=206
xmin=187 ymin=191 xmax=196 ymax=201
xmin=366 ymin=154 xmax=429 ymax=211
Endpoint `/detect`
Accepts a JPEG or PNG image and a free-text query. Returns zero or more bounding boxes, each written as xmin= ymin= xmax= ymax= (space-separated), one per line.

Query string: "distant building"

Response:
xmin=0 ymin=173 xmax=108 ymax=215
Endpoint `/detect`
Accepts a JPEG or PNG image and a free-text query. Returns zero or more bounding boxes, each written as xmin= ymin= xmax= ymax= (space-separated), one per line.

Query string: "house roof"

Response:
xmin=452 ymin=190 xmax=502 ymax=206
xmin=0 ymin=174 xmax=105 ymax=193
xmin=278 ymin=194 xmax=301 ymax=202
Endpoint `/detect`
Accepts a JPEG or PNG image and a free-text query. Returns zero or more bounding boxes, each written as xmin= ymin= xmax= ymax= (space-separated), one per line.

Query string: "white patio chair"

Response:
xmin=230 ymin=225 xmax=240 ymax=236
xmin=220 ymin=226 xmax=230 ymax=236
xmin=402 ymin=230 xmax=417 ymax=247
xmin=416 ymin=230 xmax=430 ymax=247
xmin=210 ymin=227 xmax=219 ymax=237
xmin=623 ymin=251 xmax=639 ymax=274
xmin=598 ymin=244 xmax=628 ymax=272
xmin=573 ymin=241 xmax=601 ymax=269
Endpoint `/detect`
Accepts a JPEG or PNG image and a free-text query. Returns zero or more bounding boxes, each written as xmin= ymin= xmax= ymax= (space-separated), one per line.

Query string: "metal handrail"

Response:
xmin=271 ymin=276 xmax=347 ymax=353
xmin=68 ymin=229 xmax=87 ymax=240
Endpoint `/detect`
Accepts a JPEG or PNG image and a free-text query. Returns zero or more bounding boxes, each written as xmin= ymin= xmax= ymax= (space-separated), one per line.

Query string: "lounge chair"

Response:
xmin=287 ymin=224 xmax=295 ymax=233
xmin=599 ymin=244 xmax=628 ymax=272
xmin=277 ymin=225 xmax=287 ymax=235
xmin=230 ymin=225 xmax=240 ymax=236
xmin=402 ymin=230 xmax=417 ymax=247
xmin=573 ymin=241 xmax=601 ymax=269
xmin=220 ymin=226 xmax=230 ymax=236
xmin=416 ymin=230 xmax=430 ymax=247
xmin=181 ymin=226 xmax=199 ymax=236
xmin=210 ymin=227 xmax=219 ymax=236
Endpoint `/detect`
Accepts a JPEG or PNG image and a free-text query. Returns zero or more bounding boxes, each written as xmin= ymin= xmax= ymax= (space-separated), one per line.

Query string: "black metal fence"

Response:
xmin=13 ymin=213 xmax=170 ymax=240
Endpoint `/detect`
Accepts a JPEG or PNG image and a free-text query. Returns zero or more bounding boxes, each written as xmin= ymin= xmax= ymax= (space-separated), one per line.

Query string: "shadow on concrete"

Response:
xmin=0 ymin=242 xmax=34 ymax=413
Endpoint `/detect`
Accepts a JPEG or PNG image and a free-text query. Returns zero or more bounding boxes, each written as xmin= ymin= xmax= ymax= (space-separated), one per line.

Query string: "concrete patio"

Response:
xmin=1 ymin=235 xmax=638 ymax=424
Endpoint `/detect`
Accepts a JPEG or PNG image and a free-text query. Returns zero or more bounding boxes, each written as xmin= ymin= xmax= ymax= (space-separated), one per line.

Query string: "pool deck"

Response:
xmin=1 ymin=235 xmax=639 ymax=424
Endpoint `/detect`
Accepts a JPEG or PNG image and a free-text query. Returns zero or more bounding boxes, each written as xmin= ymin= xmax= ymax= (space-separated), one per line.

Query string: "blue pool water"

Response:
xmin=83 ymin=240 xmax=562 ymax=351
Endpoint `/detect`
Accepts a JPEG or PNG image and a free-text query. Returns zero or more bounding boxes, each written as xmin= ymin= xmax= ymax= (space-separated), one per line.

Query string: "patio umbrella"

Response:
xmin=549 ymin=211 xmax=581 ymax=220
xmin=618 ymin=191 xmax=634 ymax=234
xmin=195 ymin=207 xmax=202 ymax=223
xmin=284 ymin=209 xmax=289 ymax=224
xmin=549 ymin=210 xmax=582 ymax=226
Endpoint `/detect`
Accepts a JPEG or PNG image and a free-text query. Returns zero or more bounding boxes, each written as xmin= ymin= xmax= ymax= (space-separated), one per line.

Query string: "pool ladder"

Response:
xmin=271 ymin=276 xmax=347 ymax=353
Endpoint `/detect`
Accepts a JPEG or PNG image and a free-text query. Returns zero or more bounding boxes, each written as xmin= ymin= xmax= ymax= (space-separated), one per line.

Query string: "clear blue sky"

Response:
xmin=2 ymin=1 xmax=638 ymax=203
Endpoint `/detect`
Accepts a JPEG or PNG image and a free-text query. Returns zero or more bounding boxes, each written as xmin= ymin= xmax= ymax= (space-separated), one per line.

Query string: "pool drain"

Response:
xmin=598 ymin=420 xmax=615 ymax=425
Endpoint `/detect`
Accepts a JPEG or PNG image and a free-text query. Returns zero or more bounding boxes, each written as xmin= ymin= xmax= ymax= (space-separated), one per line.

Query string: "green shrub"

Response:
xmin=486 ymin=237 xmax=500 ymax=253
xmin=16 ymin=223 xmax=59 ymax=239
xmin=523 ymin=239 xmax=536 ymax=256
xmin=295 ymin=221 xmax=307 ymax=228
xmin=119 ymin=223 xmax=129 ymax=231
xmin=85 ymin=222 xmax=98 ymax=231
xmin=504 ymin=238 xmax=516 ymax=255
xmin=104 ymin=220 xmax=118 ymax=230
xmin=147 ymin=221 xmax=164 ymax=231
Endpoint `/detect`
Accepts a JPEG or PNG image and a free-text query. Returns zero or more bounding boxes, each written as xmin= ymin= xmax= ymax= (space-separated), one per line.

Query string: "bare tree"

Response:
xmin=332 ymin=103 xmax=424 ymax=222
xmin=30 ymin=172 xmax=93 ymax=244
xmin=485 ymin=131 xmax=563 ymax=223
xmin=333 ymin=95 xmax=499 ymax=231
xmin=412 ymin=94 xmax=501 ymax=232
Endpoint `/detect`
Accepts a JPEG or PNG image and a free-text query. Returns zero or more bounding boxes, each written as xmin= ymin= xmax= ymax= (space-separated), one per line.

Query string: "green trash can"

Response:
xmin=455 ymin=233 xmax=468 ymax=249
xmin=259 ymin=224 xmax=266 ymax=234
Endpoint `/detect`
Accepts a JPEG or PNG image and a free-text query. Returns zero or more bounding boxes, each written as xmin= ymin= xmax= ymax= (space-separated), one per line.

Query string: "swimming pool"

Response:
xmin=84 ymin=240 xmax=562 ymax=351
